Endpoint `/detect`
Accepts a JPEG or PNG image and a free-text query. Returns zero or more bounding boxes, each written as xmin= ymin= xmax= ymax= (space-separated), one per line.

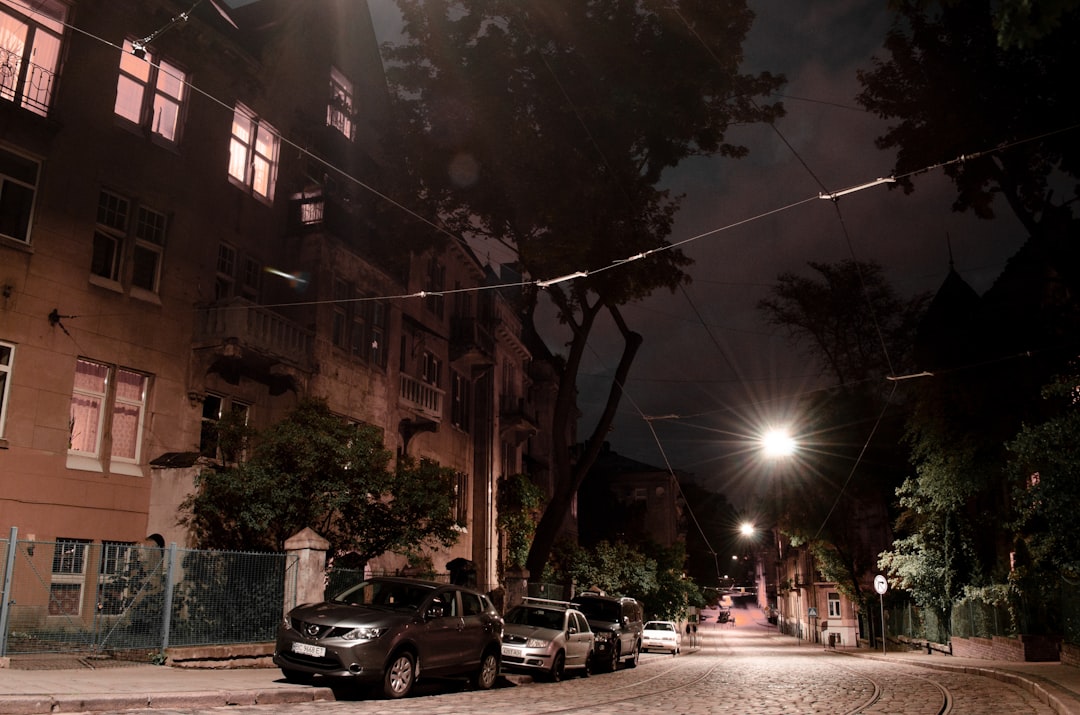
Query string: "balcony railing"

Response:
xmin=0 ymin=49 xmax=55 ymax=116
xmin=196 ymin=298 xmax=313 ymax=368
xmin=399 ymin=374 xmax=443 ymax=422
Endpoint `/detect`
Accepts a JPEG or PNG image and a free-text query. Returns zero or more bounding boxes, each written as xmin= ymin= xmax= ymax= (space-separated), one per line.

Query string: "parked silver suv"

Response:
xmin=570 ymin=592 xmax=643 ymax=672
xmin=274 ymin=577 xmax=503 ymax=698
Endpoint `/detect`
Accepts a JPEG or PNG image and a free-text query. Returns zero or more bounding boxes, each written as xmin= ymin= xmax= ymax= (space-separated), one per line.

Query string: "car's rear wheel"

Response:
xmin=383 ymin=651 xmax=415 ymax=699
xmin=472 ymin=649 xmax=499 ymax=690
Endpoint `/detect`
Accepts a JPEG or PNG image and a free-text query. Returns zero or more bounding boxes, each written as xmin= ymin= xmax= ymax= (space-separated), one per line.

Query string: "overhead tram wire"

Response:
xmin=668 ymin=5 xmax=904 ymax=535
xmin=34 ymin=2 xmax=1080 ymax=332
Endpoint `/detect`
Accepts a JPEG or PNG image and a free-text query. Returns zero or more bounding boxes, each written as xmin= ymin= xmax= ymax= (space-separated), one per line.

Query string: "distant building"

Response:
xmin=578 ymin=443 xmax=685 ymax=548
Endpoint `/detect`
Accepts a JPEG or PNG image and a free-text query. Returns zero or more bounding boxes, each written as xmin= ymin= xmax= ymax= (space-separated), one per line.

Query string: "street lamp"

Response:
xmin=759 ymin=426 xmax=800 ymax=643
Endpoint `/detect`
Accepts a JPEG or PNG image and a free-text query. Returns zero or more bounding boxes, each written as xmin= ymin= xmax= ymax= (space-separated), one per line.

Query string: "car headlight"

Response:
xmin=525 ymin=637 xmax=550 ymax=649
xmin=341 ymin=626 xmax=387 ymax=642
xmin=281 ymin=614 xmax=293 ymax=630
xmin=594 ymin=631 xmax=613 ymax=642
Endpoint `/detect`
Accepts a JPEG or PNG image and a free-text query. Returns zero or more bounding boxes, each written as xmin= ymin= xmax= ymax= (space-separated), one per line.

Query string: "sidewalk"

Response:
xmin=0 ymin=661 xmax=333 ymax=715
xmin=840 ymin=645 xmax=1080 ymax=715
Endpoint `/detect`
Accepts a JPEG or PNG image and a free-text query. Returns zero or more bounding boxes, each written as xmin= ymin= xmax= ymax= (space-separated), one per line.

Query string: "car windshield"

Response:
xmin=573 ymin=599 xmax=620 ymax=621
xmin=506 ymin=606 xmax=564 ymax=630
xmin=645 ymin=622 xmax=675 ymax=632
xmin=331 ymin=579 xmax=436 ymax=612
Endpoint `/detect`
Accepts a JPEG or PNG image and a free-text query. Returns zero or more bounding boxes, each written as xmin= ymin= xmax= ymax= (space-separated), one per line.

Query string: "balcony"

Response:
xmin=450 ymin=317 xmax=496 ymax=368
xmin=194 ymin=298 xmax=314 ymax=391
xmin=0 ymin=50 xmax=55 ymax=116
xmin=500 ymin=396 xmax=539 ymax=444
xmin=399 ymin=373 xmax=443 ymax=422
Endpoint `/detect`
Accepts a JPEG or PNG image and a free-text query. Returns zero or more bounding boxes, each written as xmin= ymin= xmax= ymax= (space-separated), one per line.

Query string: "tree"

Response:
xmin=855 ymin=1 xmax=1080 ymax=238
xmin=757 ymin=259 xmax=928 ymax=607
xmin=180 ymin=398 xmax=461 ymax=564
xmin=1009 ymin=368 xmax=1080 ymax=579
xmin=381 ymin=0 xmax=785 ymax=576
xmin=758 ymin=259 xmax=929 ymax=387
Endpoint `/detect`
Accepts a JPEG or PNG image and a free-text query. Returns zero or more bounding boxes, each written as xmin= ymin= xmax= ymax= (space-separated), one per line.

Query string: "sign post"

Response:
xmin=873 ymin=574 xmax=888 ymax=656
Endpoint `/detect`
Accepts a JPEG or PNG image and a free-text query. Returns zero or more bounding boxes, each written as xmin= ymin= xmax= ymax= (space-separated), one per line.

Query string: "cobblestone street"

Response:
xmin=81 ymin=617 xmax=1057 ymax=715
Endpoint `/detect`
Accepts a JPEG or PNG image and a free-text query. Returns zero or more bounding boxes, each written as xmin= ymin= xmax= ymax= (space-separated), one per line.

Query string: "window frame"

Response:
xmin=228 ymin=103 xmax=280 ymax=202
xmin=0 ymin=340 xmax=13 ymax=440
xmin=0 ymin=144 xmax=40 ymax=245
xmin=67 ymin=358 xmax=151 ymax=474
xmin=50 ymin=537 xmax=90 ymax=616
xmin=0 ymin=0 xmax=66 ymax=116
xmin=91 ymin=189 xmax=169 ymax=296
xmin=114 ymin=39 xmax=189 ymax=144
xmin=327 ymin=65 xmax=354 ymax=139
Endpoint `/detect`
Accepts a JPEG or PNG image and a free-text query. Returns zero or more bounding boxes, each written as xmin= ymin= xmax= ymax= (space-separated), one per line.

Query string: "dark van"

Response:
xmin=570 ymin=593 xmax=644 ymax=672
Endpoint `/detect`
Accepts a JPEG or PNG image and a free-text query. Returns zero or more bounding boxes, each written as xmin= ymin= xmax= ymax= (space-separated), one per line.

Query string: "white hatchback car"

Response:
xmin=641 ymin=620 xmax=681 ymax=654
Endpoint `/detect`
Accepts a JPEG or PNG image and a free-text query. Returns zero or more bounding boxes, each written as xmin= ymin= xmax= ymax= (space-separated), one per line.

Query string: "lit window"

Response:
xmin=92 ymin=190 xmax=168 ymax=294
xmin=327 ymin=65 xmax=354 ymax=139
xmin=229 ymin=104 xmax=279 ymax=201
xmin=0 ymin=145 xmax=39 ymax=243
xmin=0 ymin=0 xmax=66 ymax=115
xmin=828 ymin=592 xmax=842 ymax=618
xmin=69 ymin=358 xmax=109 ymax=456
xmin=69 ymin=358 xmax=150 ymax=468
xmin=111 ymin=368 xmax=148 ymax=462
xmin=115 ymin=40 xmax=188 ymax=143
xmin=0 ymin=340 xmax=12 ymax=439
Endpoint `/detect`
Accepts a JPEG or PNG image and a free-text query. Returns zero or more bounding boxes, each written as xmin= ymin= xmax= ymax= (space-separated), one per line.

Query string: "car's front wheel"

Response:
xmin=605 ymin=645 xmax=619 ymax=672
xmin=383 ymin=651 xmax=416 ymax=699
xmin=472 ymin=649 xmax=499 ymax=690
xmin=548 ymin=650 xmax=566 ymax=682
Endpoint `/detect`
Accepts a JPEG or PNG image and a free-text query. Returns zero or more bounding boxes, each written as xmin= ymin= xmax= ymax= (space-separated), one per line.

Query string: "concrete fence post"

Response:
xmin=284 ymin=528 xmax=329 ymax=613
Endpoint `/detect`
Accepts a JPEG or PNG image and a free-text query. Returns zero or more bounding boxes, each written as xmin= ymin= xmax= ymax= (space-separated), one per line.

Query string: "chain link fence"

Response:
xmin=0 ymin=534 xmax=296 ymax=659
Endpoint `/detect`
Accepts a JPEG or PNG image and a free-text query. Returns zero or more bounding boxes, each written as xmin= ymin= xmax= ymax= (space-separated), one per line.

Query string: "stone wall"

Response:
xmin=951 ymin=634 xmax=1061 ymax=662
xmin=1063 ymin=642 xmax=1080 ymax=668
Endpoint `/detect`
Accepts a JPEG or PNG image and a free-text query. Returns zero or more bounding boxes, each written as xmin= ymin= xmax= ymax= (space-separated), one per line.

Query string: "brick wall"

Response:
xmin=951 ymin=635 xmax=1061 ymax=662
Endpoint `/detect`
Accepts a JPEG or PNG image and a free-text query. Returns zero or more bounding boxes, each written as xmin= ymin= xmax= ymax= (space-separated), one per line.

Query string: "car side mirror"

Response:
xmin=568 ymin=625 xmax=578 ymax=635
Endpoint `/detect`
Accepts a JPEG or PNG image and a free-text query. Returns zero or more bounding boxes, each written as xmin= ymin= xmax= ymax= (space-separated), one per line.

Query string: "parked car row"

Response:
xmin=272 ymin=578 xmax=651 ymax=698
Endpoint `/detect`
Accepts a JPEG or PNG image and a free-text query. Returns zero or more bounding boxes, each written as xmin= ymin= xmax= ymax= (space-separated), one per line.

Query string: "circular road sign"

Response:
xmin=873 ymin=574 xmax=888 ymax=595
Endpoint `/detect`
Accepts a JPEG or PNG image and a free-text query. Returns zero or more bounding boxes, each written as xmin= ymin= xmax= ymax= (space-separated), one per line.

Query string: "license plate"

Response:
xmin=501 ymin=646 xmax=523 ymax=657
xmin=292 ymin=641 xmax=326 ymax=658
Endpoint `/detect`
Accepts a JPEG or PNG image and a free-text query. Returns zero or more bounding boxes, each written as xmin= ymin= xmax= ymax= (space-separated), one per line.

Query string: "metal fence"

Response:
xmin=0 ymin=532 xmax=297 ymax=659
xmin=884 ymin=602 xmax=950 ymax=645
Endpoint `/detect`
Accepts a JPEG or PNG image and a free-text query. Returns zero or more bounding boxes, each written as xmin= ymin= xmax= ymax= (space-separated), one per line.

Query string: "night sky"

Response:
xmin=370 ymin=1 xmax=1029 ymax=504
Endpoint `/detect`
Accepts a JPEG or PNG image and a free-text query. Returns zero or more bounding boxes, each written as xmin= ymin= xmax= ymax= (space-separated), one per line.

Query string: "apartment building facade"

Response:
xmin=0 ymin=0 xmax=544 ymax=620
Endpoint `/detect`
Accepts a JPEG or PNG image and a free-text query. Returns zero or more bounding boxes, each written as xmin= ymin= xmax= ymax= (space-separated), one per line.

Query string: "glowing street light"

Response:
xmin=760 ymin=428 xmax=796 ymax=458
xmin=740 ymin=522 xmax=755 ymax=537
